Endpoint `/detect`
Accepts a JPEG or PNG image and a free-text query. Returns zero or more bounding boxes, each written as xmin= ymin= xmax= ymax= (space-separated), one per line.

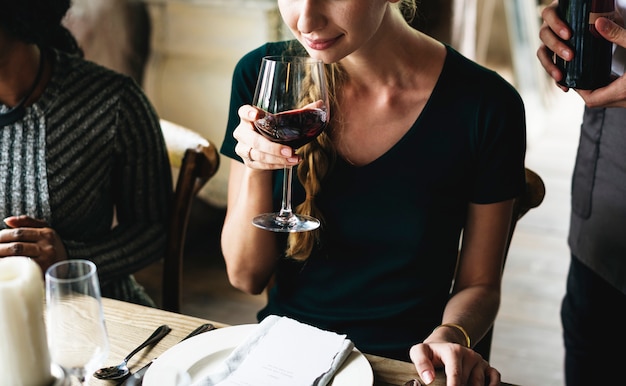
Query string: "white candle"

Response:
xmin=0 ymin=256 xmax=52 ymax=386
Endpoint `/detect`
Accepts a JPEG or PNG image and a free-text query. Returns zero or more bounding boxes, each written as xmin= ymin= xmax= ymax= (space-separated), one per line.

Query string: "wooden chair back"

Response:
xmin=473 ymin=167 xmax=546 ymax=360
xmin=160 ymin=119 xmax=220 ymax=312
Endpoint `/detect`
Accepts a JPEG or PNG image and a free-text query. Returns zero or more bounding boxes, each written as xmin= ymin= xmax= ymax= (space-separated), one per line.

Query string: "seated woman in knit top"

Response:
xmin=0 ymin=0 xmax=173 ymax=306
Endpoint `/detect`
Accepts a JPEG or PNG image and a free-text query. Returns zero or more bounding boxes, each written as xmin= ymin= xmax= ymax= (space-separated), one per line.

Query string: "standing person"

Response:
xmin=221 ymin=1 xmax=526 ymax=385
xmin=0 ymin=0 xmax=173 ymax=306
xmin=537 ymin=1 xmax=626 ymax=385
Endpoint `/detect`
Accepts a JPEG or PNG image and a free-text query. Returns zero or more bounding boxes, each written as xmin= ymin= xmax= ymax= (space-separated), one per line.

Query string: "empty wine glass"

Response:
xmin=45 ymin=259 xmax=110 ymax=385
xmin=252 ymin=56 xmax=329 ymax=232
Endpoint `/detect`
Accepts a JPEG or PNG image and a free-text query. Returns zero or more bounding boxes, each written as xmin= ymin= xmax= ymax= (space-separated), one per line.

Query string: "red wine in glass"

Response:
xmin=255 ymin=107 xmax=328 ymax=149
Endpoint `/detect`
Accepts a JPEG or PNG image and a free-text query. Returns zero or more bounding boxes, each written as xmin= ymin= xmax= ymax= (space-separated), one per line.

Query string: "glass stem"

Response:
xmin=277 ymin=165 xmax=294 ymax=222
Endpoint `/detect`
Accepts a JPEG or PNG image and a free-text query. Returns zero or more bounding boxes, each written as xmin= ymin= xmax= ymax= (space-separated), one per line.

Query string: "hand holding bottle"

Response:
xmin=538 ymin=1 xmax=626 ymax=108
xmin=555 ymin=0 xmax=615 ymax=90
xmin=538 ymin=1 xmax=576 ymax=90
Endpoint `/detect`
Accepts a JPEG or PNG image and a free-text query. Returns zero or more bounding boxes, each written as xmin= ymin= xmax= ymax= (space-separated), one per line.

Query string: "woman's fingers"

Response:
xmin=409 ymin=342 xmax=500 ymax=386
xmin=234 ymin=105 xmax=300 ymax=168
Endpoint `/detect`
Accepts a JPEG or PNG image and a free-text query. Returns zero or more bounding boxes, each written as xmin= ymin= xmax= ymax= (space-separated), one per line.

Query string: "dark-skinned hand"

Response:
xmin=0 ymin=215 xmax=67 ymax=275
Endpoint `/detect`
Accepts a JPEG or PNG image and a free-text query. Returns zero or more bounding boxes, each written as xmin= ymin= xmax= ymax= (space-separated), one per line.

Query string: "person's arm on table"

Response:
xmin=410 ymin=201 xmax=513 ymax=386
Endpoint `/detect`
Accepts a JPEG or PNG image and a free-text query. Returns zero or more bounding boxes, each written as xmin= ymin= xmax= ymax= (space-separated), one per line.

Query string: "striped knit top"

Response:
xmin=0 ymin=49 xmax=173 ymax=304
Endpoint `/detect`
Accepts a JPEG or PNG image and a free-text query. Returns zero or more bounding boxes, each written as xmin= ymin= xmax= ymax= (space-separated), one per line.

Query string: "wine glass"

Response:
xmin=45 ymin=259 xmax=110 ymax=385
xmin=251 ymin=56 xmax=329 ymax=232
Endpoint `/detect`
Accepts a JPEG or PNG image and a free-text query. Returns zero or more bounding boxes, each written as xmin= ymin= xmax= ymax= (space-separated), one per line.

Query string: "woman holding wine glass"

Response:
xmin=220 ymin=1 xmax=526 ymax=385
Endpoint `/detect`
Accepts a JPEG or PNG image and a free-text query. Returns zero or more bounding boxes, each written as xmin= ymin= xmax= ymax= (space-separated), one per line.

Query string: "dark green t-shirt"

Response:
xmin=222 ymin=41 xmax=526 ymax=361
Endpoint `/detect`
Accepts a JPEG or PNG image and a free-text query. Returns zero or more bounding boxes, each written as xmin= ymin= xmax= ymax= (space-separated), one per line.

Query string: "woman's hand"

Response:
xmin=409 ymin=342 xmax=500 ymax=386
xmin=0 ymin=215 xmax=67 ymax=274
xmin=233 ymin=104 xmax=300 ymax=169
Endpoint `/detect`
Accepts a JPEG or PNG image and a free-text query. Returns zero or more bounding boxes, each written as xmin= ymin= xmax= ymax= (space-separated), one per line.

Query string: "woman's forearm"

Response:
xmin=427 ymin=285 xmax=501 ymax=348
xmin=221 ymin=161 xmax=280 ymax=294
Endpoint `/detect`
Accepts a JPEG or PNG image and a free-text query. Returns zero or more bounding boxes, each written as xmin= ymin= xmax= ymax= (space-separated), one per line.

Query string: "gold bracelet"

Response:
xmin=434 ymin=323 xmax=471 ymax=348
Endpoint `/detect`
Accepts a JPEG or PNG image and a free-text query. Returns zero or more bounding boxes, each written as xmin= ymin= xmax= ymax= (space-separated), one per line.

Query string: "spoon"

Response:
xmin=94 ymin=324 xmax=172 ymax=380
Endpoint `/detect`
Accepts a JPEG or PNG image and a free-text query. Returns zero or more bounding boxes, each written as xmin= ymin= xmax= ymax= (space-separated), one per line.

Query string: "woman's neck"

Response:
xmin=342 ymin=29 xmax=444 ymax=95
xmin=340 ymin=7 xmax=444 ymax=90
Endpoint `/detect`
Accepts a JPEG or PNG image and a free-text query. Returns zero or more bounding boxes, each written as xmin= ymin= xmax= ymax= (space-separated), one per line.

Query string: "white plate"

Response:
xmin=144 ymin=324 xmax=373 ymax=386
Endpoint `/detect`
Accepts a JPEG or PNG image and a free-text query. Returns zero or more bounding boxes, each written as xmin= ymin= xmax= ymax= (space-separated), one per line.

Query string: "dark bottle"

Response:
xmin=556 ymin=0 xmax=615 ymax=89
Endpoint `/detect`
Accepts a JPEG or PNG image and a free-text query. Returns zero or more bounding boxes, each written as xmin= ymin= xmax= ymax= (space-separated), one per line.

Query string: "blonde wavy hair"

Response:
xmin=285 ymin=0 xmax=417 ymax=261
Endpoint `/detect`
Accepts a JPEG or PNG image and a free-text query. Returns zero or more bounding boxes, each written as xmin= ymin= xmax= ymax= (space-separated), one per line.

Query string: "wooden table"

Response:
xmin=90 ymin=298 xmax=518 ymax=386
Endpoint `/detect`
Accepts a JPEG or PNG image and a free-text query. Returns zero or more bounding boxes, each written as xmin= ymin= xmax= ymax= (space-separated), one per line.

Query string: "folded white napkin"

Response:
xmin=192 ymin=315 xmax=354 ymax=386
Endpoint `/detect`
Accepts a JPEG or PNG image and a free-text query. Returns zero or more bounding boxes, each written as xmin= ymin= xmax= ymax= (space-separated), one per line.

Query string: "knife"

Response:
xmin=119 ymin=323 xmax=216 ymax=386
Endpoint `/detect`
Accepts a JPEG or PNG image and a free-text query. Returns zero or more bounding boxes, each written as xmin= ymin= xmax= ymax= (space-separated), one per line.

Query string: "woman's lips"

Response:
xmin=305 ymin=36 xmax=340 ymax=50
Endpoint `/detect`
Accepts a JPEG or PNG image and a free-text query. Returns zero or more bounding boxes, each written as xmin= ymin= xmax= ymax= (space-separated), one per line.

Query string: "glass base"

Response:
xmin=252 ymin=212 xmax=320 ymax=232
